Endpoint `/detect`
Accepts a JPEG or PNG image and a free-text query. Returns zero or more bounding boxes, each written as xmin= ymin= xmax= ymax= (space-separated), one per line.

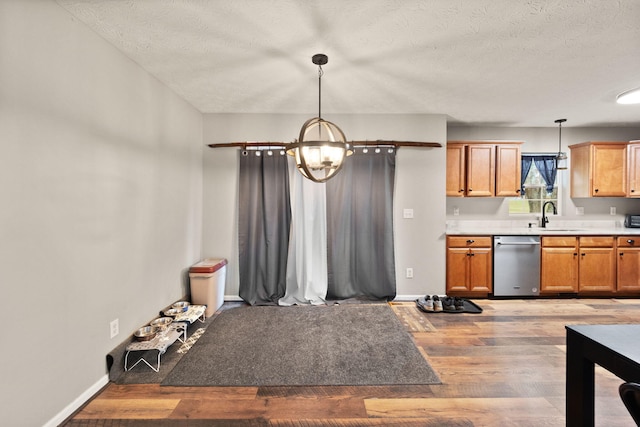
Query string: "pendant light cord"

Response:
xmin=558 ymin=121 xmax=562 ymax=152
xmin=318 ymin=64 xmax=323 ymax=119
xmin=555 ymin=118 xmax=567 ymax=153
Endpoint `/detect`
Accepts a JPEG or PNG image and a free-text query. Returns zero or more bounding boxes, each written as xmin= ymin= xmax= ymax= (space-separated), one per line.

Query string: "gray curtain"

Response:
xmin=325 ymin=148 xmax=397 ymax=300
xmin=237 ymin=151 xmax=291 ymax=305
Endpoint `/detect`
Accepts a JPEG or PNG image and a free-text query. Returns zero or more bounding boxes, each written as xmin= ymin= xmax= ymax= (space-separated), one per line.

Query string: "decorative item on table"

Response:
xmin=172 ymin=301 xmax=190 ymax=312
xmin=134 ymin=325 xmax=158 ymax=341
xmin=150 ymin=317 xmax=173 ymax=331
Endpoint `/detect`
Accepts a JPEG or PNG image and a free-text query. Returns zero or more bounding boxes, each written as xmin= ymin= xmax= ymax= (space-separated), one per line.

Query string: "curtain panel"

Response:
xmin=326 ymin=149 xmax=397 ymax=300
xmin=237 ymin=151 xmax=291 ymax=305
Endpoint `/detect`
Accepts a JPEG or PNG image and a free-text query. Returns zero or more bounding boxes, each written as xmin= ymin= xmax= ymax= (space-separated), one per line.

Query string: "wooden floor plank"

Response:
xmin=73 ymin=399 xmax=180 ymax=419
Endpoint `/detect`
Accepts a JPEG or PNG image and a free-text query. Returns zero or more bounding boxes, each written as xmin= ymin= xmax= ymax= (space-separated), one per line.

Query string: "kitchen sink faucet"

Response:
xmin=541 ymin=201 xmax=557 ymax=228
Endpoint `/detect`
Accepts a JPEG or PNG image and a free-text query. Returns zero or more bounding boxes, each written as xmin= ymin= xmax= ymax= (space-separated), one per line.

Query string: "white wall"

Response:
xmin=447 ymin=126 xmax=640 ymax=220
xmin=0 ymin=2 xmax=203 ymax=426
xmin=202 ymin=113 xmax=447 ymax=300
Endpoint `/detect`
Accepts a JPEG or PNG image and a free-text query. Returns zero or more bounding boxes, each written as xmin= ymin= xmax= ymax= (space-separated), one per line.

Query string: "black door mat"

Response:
xmin=415 ymin=296 xmax=483 ymax=314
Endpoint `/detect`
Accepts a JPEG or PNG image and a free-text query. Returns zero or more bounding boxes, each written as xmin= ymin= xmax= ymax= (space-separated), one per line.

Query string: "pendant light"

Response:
xmin=286 ymin=54 xmax=353 ymax=183
xmin=555 ymin=118 xmax=568 ymax=170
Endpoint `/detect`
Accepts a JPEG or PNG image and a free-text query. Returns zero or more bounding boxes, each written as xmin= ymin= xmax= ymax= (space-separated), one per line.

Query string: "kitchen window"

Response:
xmin=508 ymin=155 xmax=559 ymax=215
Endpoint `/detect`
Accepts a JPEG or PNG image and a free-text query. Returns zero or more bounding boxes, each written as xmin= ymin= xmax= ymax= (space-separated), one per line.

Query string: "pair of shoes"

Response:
xmin=432 ymin=295 xmax=443 ymax=312
xmin=417 ymin=295 xmax=436 ymax=312
xmin=415 ymin=296 xmax=433 ymax=312
xmin=454 ymin=297 xmax=465 ymax=311
xmin=443 ymin=296 xmax=457 ymax=312
xmin=422 ymin=295 xmax=434 ymax=312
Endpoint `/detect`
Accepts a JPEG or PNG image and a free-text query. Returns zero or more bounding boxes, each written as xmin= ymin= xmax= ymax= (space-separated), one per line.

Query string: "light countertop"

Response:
xmin=446 ymin=220 xmax=640 ymax=236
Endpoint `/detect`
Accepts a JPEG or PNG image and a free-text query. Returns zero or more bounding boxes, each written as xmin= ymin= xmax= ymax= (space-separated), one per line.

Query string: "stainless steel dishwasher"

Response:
xmin=493 ymin=235 xmax=541 ymax=296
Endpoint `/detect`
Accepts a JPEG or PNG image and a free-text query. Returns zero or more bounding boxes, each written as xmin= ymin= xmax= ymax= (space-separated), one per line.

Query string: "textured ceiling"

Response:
xmin=56 ymin=0 xmax=640 ymax=127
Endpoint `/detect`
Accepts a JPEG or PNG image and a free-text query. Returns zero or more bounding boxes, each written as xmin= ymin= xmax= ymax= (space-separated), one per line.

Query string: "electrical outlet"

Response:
xmin=610 ymin=207 xmax=617 ymax=215
xmin=403 ymin=208 xmax=414 ymax=219
xmin=406 ymin=268 xmax=414 ymax=279
xmin=576 ymin=207 xmax=584 ymax=215
xmin=453 ymin=207 xmax=460 ymax=216
xmin=110 ymin=319 xmax=119 ymax=339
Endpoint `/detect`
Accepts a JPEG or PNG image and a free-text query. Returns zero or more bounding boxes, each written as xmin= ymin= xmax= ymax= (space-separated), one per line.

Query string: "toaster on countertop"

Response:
xmin=625 ymin=214 xmax=640 ymax=228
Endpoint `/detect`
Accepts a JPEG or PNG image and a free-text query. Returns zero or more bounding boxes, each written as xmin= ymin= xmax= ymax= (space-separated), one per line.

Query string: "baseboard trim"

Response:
xmin=43 ymin=374 xmax=109 ymax=427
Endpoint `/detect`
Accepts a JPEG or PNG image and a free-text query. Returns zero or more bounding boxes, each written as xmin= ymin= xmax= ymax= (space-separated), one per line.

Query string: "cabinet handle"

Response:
xmin=581 ymin=253 xmax=586 ymax=257
xmin=620 ymin=252 xmax=624 ymax=257
xmin=467 ymin=239 xmax=475 ymax=244
xmin=516 ymin=189 xmax=521 ymax=193
xmin=628 ymin=239 xmax=636 ymax=244
xmin=468 ymin=188 xmax=473 ymax=192
xmin=631 ymin=189 xmax=635 ymax=193
xmin=594 ymin=189 xmax=599 ymax=193
xmin=573 ymin=253 xmax=578 ymax=256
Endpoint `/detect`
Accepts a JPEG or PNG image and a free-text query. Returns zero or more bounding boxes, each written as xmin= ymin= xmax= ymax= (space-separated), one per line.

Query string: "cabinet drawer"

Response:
xmin=579 ymin=236 xmax=614 ymax=247
xmin=617 ymin=236 xmax=640 ymax=247
xmin=541 ymin=236 xmax=577 ymax=247
xmin=447 ymin=236 xmax=492 ymax=247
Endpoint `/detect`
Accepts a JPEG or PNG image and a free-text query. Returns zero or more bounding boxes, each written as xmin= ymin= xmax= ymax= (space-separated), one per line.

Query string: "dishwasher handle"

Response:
xmin=495 ymin=241 xmax=541 ymax=246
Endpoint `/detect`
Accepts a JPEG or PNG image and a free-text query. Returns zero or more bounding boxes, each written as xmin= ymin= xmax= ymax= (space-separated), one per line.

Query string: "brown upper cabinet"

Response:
xmin=569 ymin=142 xmax=628 ymax=197
xmin=447 ymin=141 xmax=522 ymax=197
xmin=628 ymin=141 xmax=640 ymax=197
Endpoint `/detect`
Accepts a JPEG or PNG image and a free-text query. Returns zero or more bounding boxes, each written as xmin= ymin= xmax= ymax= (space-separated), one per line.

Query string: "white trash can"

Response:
xmin=189 ymin=258 xmax=227 ymax=317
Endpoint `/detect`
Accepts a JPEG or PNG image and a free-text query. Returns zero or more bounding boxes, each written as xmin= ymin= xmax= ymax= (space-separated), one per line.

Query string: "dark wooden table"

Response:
xmin=565 ymin=324 xmax=640 ymax=427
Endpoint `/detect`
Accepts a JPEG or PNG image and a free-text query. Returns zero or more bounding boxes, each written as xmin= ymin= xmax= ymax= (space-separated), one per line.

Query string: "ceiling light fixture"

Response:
xmin=616 ymin=87 xmax=640 ymax=104
xmin=286 ymin=54 xmax=353 ymax=183
xmin=555 ymin=118 xmax=568 ymax=170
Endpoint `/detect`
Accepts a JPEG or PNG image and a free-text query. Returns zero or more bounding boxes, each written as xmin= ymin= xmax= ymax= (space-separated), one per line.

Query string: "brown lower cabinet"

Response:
xmin=446 ymin=236 xmax=492 ymax=295
xmin=577 ymin=236 xmax=616 ymax=292
xmin=540 ymin=235 xmax=639 ymax=295
xmin=446 ymin=234 xmax=640 ymax=297
xmin=540 ymin=236 xmax=579 ymax=293
xmin=617 ymin=236 xmax=640 ymax=292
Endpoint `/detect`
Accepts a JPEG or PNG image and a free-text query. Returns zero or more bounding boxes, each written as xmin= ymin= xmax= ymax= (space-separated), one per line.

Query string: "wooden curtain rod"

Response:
xmin=208 ymin=140 xmax=442 ymax=149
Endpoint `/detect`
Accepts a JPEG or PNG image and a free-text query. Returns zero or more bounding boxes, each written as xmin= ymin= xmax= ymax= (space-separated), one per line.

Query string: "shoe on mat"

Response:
xmin=422 ymin=295 xmax=434 ymax=312
xmin=443 ymin=296 xmax=456 ymax=312
xmin=433 ymin=295 xmax=443 ymax=312
xmin=416 ymin=296 xmax=434 ymax=312
xmin=454 ymin=297 xmax=465 ymax=311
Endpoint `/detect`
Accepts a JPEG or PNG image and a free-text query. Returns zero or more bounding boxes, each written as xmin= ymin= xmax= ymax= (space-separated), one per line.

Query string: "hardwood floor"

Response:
xmin=63 ymin=299 xmax=640 ymax=426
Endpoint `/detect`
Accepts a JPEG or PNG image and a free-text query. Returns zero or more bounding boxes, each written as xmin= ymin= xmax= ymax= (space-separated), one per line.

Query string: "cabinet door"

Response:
xmin=446 ymin=145 xmax=466 ymax=197
xmin=495 ymin=144 xmax=522 ymax=197
xmin=591 ymin=144 xmax=627 ymax=196
xmin=628 ymin=143 xmax=640 ymax=197
xmin=468 ymin=247 xmax=492 ymax=292
xmin=579 ymin=248 xmax=616 ymax=291
xmin=541 ymin=247 xmax=578 ymax=293
xmin=446 ymin=248 xmax=470 ymax=292
xmin=570 ymin=145 xmax=590 ymax=198
xmin=617 ymin=248 xmax=640 ymax=292
xmin=466 ymin=145 xmax=495 ymax=197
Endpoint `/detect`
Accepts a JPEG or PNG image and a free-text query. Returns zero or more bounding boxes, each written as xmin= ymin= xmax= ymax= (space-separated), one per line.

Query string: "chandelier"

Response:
xmin=286 ymin=54 xmax=353 ymax=183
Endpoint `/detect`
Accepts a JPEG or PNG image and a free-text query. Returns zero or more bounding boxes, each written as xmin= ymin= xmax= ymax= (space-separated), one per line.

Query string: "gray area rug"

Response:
xmin=161 ymin=303 xmax=441 ymax=386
